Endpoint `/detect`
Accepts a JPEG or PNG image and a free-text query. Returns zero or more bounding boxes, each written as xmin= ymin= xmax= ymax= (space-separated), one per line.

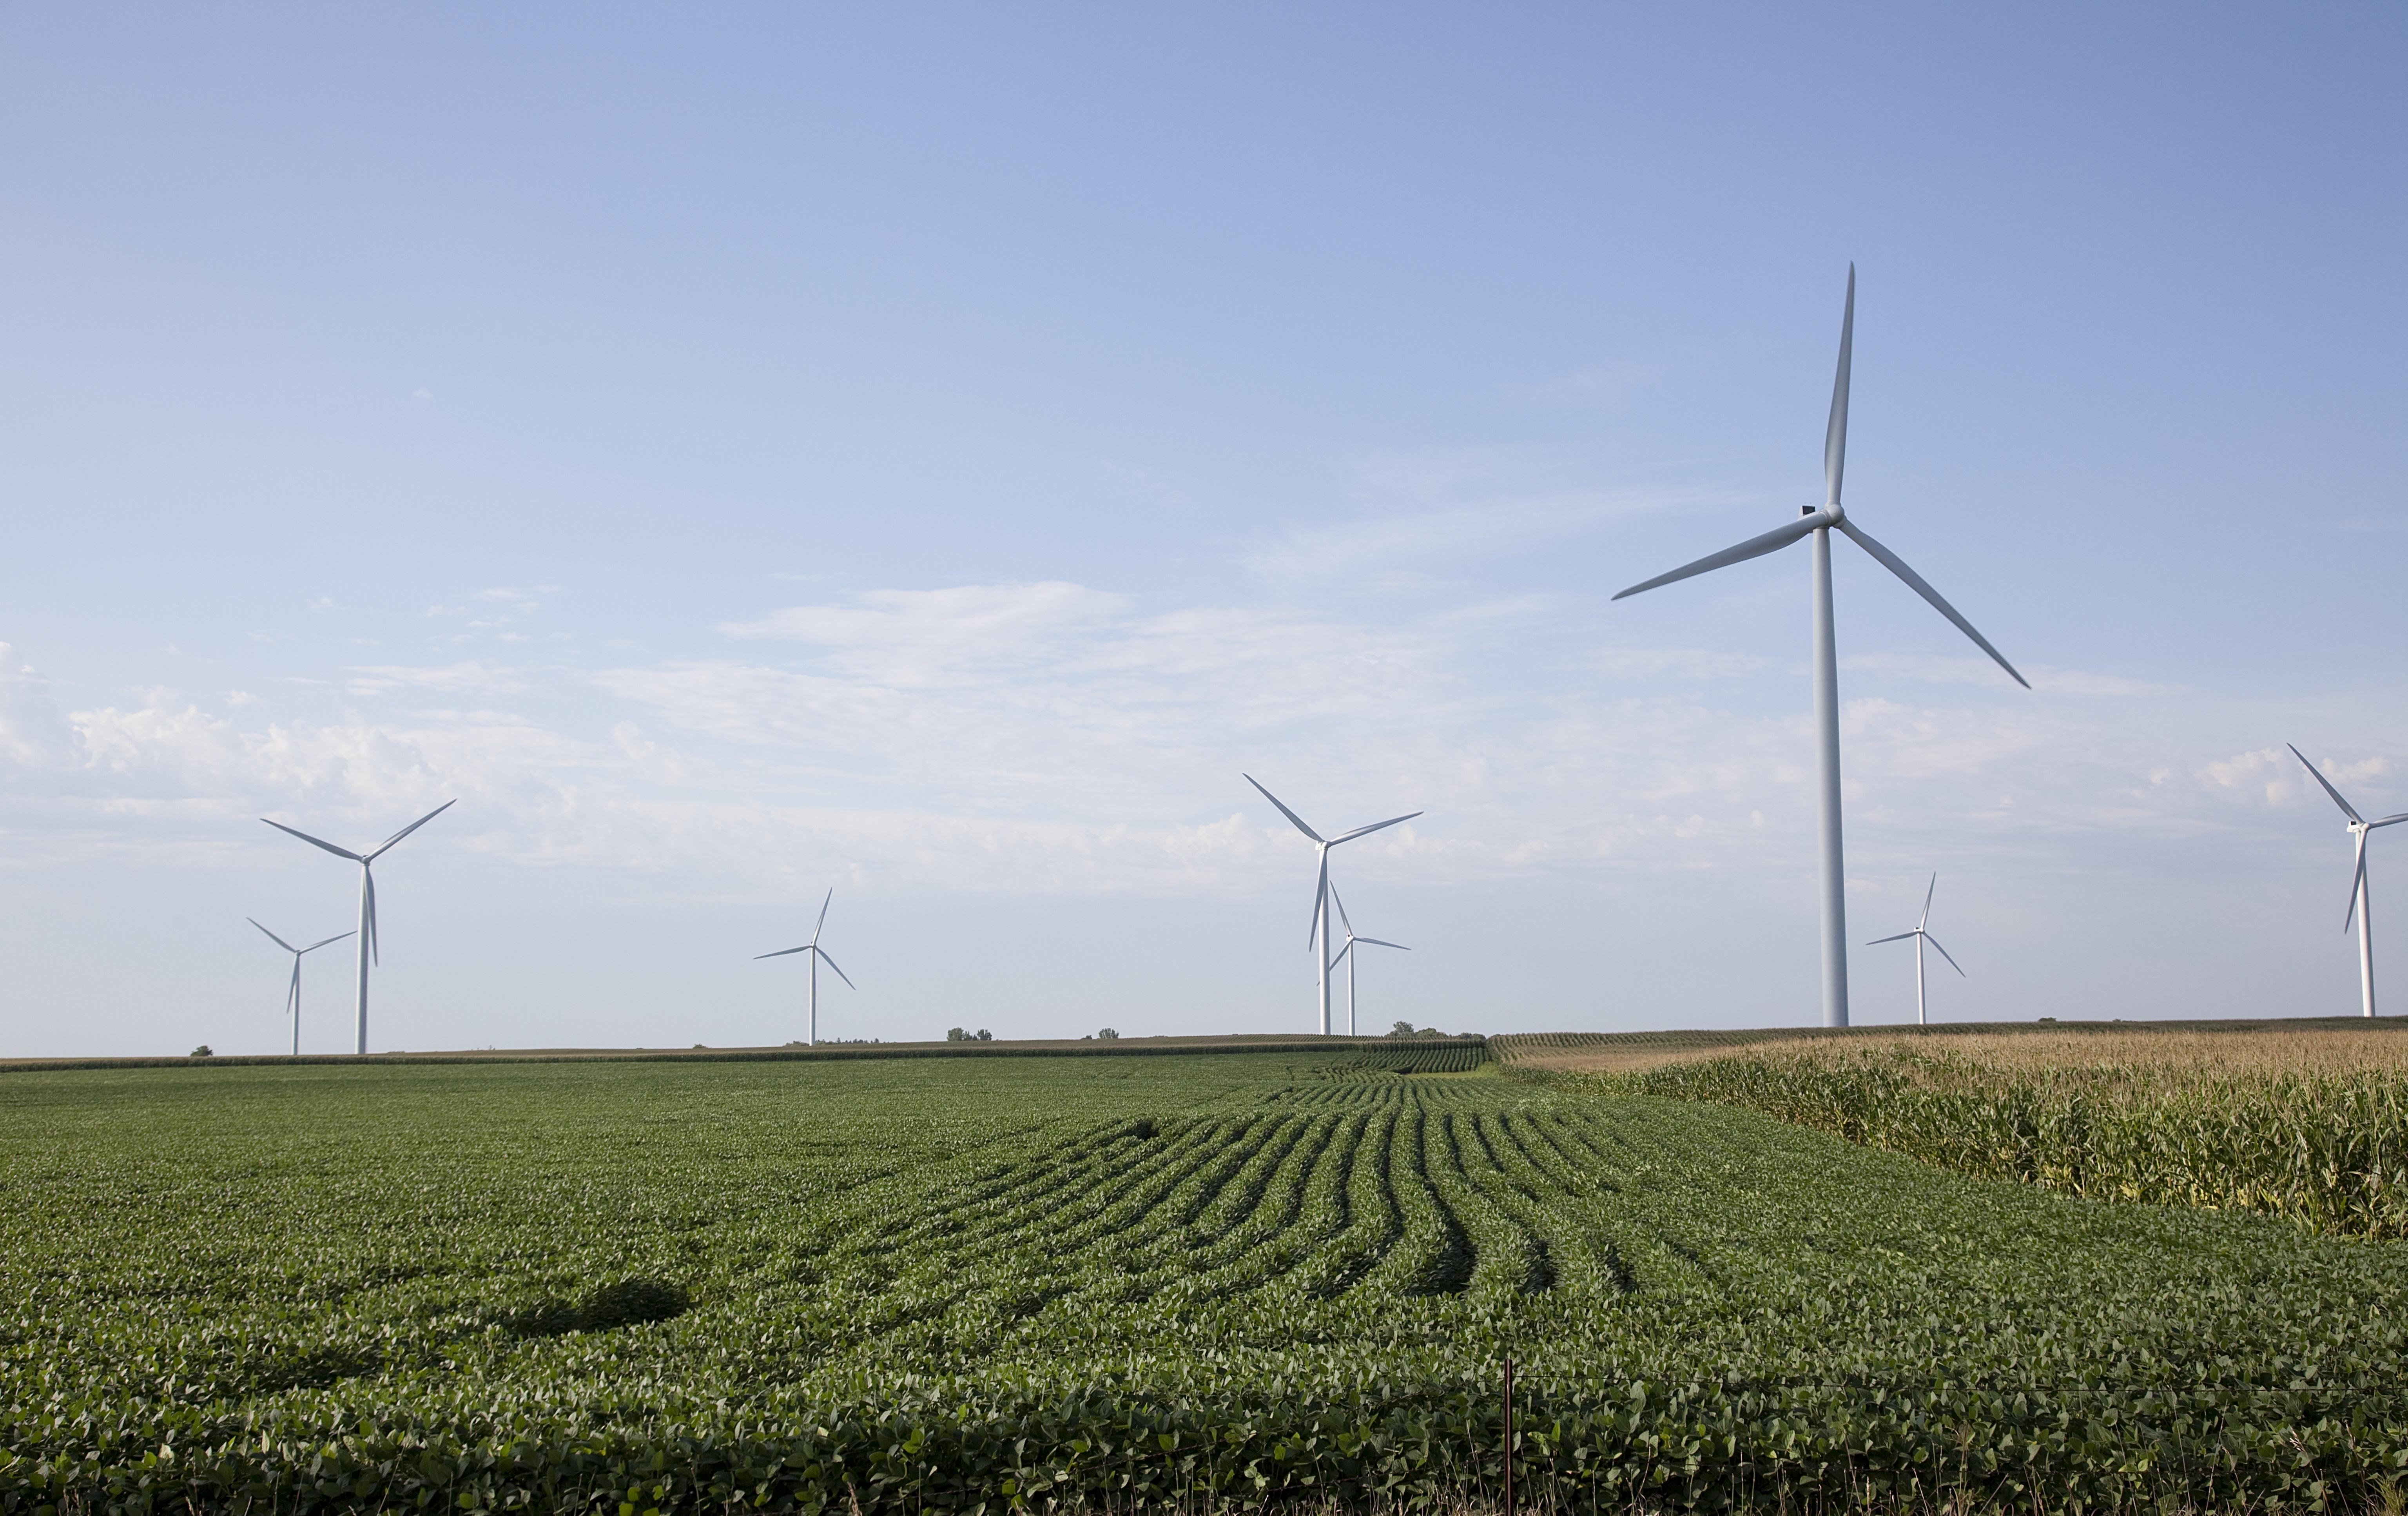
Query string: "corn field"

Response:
xmin=1563 ymin=1036 xmax=2408 ymax=1238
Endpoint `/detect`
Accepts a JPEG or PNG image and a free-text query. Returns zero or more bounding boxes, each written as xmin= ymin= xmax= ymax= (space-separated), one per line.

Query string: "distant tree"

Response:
xmin=1388 ymin=1021 xmax=1416 ymax=1039
xmin=975 ymin=1029 xmax=994 ymax=1042
xmin=189 ymin=1045 xmax=214 ymax=1058
xmin=946 ymin=1027 xmax=971 ymax=1041
xmin=1096 ymin=1027 xmax=1120 ymax=1040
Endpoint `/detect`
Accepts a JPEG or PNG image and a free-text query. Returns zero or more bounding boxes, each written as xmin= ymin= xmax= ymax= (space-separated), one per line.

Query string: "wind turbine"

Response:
xmin=1865 ymin=874 xmax=1962 ymax=1026
xmin=2289 ymin=744 xmax=2408 ymax=1018
xmin=756 ymin=889 xmax=854 ymax=1046
xmin=247 ymin=920 xmax=357 ymax=1055
xmin=1244 ymin=775 xmax=1422 ymax=1035
xmin=260 ymin=801 xmax=456 ymax=1055
xmin=1612 ymin=267 xmax=2027 ymax=1028
xmin=1326 ymin=883 xmax=1409 ymax=1037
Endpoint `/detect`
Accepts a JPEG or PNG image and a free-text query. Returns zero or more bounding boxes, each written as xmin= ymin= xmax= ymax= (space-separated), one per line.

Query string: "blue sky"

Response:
xmin=2 ymin=4 xmax=2403 ymax=1055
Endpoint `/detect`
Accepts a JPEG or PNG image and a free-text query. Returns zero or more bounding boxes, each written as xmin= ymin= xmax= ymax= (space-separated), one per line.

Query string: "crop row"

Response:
xmin=1338 ymin=1043 xmax=1490 ymax=1075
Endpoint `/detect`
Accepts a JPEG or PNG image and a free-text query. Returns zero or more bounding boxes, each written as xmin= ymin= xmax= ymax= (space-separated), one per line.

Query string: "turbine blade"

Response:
xmin=1358 ymin=937 xmax=1411 ymax=951
xmin=1329 ymin=881 xmax=1354 ymax=937
xmin=1825 ymin=263 xmax=1855 ymax=507
xmin=1307 ymin=851 xmax=1328 ymax=948
xmin=364 ymin=869 xmax=378 ymax=966
xmin=1244 ymin=774 xmax=1325 ymax=843
xmin=2371 ymin=813 xmax=2408 ymax=829
xmin=1924 ymin=934 xmax=1967 ymax=977
xmin=366 ymin=798 xmax=457 ymax=862
xmin=260 ymin=818 xmax=363 ymax=862
xmin=1331 ymin=811 xmax=1423 ymax=846
xmin=303 ymin=931 xmax=357 ymax=953
xmin=287 ymin=959 xmax=302 ymax=1016
xmin=2347 ymin=830 xmax=2368 ymax=932
xmin=1835 ymin=519 xmax=2030 ymax=688
xmin=812 ymin=888 xmax=833 ymax=944
xmin=1920 ymin=873 xmax=1937 ymax=930
xmin=2289 ymin=745 xmax=2366 ymax=825
xmin=249 ymin=918 xmax=299 ymax=953
xmin=1610 ymin=517 xmax=1819 ymax=602
xmin=1328 ymin=939 xmax=1353 ymax=970
xmin=815 ymin=948 xmax=858 ymax=990
xmin=1865 ymin=931 xmax=1919 ymax=945
xmin=755 ymin=945 xmax=810 ymax=959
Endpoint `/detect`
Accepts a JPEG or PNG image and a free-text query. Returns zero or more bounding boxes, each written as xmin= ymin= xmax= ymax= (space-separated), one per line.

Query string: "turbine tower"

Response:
xmin=756 ymin=889 xmax=854 ymax=1046
xmin=1244 ymin=775 xmax=1421 ymax=1035
xmin=1612 ymin=267 xmax=2027 ymax=1027
xmin=247 ymin=919 xmax=356 ymax=1055
xmin=2289 ymin=744 xmax=2408 ymax=1018
xmin=1865 ymin=874 xmax=1962 ymax=1026
xmin=1327 ymin=883 xmax=1409 ymax=1037
xmin=261 ymin=801 xmax=456 ymax=1055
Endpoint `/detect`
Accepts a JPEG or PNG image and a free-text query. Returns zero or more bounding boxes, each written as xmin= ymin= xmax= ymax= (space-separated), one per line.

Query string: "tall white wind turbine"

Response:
xmin=1244 ymin=775 xmax=1422 ymax=1035
xmin=1327 ymin=883 xmax=1409 ymax=1037
xmin=260 ymin=801 xmax=456 ymax=1055
xmin=756 ymin=889 xmax=855 ymax=1046
xmin=1864 ymin=874 xmax=1962 ymax=1026
xmin=2289 ymin=744 xmax=2408 ymax=1018
xmin=247 ymin=919 xmax=357 ymax=1056
xmin=1612 ymin=267 xmax=2027 ymax=1028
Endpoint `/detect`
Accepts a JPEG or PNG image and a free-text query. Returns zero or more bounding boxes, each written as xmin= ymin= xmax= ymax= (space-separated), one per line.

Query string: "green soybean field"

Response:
xmin=6 ymin=1048 xmax=2408 ymax=1513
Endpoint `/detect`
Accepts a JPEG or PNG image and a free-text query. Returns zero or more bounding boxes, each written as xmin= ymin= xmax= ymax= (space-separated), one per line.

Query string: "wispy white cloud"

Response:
xmin=719 ymin=582 xmax=1133 ymax=685
xmin=1594 ymin=646 xmax=1775 ymax=681
xmin=1506 ymin=360 xmax=1660 ymax=410
xmin=4 ymin=582 xmax=2395 ymax=904
xmin=0 ymin=645 xmax=73 ymax=769
xmin=2201 ymin=745 xmax=2389 ymax=812
xmin=1240 ymin=490 xmax=1698 ymax=582
xmin=347 ymin=662 xmax=529 ymax=697
xmin=1842 ymin=651 xmax=2162 ymax=695
xmin=421 ymin=587 xmax=560 ymax=640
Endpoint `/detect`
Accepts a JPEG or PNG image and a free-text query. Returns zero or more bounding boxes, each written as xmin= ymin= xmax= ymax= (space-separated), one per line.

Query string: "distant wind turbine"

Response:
xmin=1865 ymin=874 xmax=1962 ymax=1026
xmin=260 ymin=801 xmax=456 ymax=1054
xmin=756 ymin=889 xmax=854 ymax=1046
xmin=2289 ymin=744 xmax=2408 ymax=1018
xmin=1612 ymin=267 xmax=2027 ymax=1028
xmin=1327 ymin=883 xmax=1409 ymax=1037
xmin=247 ymin=920 xmax=356 ymax=1056
xmin=1244 ymin=775 xmax=1422 ymax=1035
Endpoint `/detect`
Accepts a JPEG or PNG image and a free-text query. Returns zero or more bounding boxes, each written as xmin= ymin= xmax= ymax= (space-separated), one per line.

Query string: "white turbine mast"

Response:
xmin=1244 ymin=775 xmax=1421 ymax=1035
xmin=260 ymin=800 xmax=456 ymax=1055
xmin=1326 ymin=882 xmax=1409 ymax=1037
xmin=2288 ymin=744 xmax=2408 ymax=1018
xmin=247 ymin=919 xmax=357 ymax=1056
xmin=1864 ymin=874 xmax=1963 ymax=1026
xmin=756 ymin=888 xmax=855 ymax=1046
xmin=1612 ymin=267 xmax=2027 ymax=1028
